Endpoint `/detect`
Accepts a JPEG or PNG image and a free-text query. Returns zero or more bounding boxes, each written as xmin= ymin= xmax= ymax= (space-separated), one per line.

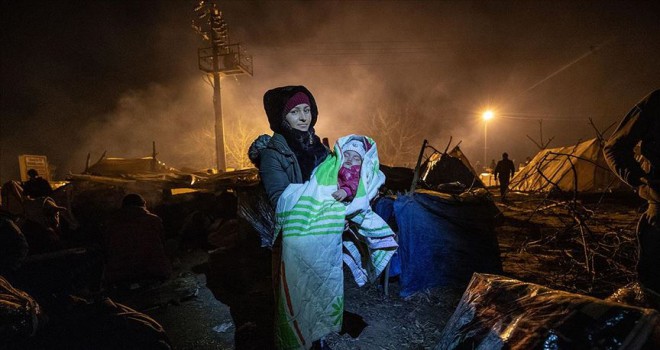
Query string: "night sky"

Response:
xmin=2 ymin=0 xmax=659 ymax=180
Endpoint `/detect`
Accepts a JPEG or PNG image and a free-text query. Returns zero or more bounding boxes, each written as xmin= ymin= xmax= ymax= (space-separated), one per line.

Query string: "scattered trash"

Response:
xmin=212 ymin=322 xmax=234 ymax=333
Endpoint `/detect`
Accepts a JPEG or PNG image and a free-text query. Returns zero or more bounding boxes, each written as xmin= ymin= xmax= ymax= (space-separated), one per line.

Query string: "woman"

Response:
xmin=257 ymin=85 xmax=331 ymax=350
xmin=254 ymin=87 xmax=395 ymax=350
xmin=259 ymin=85 xmax=329 ymax=207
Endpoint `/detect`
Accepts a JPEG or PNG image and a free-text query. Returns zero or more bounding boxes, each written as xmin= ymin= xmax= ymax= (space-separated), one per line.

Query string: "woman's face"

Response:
xmin=284 ymin=103 xmax=311 ymax=132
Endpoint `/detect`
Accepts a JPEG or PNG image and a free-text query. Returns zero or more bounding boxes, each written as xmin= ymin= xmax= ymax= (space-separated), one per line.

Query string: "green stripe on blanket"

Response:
xmin=274 ymin=134 xmax=397 ymax=349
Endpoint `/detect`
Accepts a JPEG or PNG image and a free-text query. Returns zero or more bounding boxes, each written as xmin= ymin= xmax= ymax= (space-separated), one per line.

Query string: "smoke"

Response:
xmin=2 ymin=0 xmax=659 ymax=180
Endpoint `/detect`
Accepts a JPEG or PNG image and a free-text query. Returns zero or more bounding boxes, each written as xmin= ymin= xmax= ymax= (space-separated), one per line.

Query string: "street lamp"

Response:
xmin=482 ymin=110 xmax=494 ymax=170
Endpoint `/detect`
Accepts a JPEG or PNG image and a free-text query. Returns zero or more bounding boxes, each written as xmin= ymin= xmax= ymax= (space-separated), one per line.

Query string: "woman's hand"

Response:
xmin=332 ymin=189 xmax=347 ymax=201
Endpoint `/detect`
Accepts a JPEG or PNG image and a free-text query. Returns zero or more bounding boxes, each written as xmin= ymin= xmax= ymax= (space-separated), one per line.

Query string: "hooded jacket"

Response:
xmin=259 ymin=86 xmax=328 ymax=207
xmin=263 ymin=85 xmax=318 ymax=134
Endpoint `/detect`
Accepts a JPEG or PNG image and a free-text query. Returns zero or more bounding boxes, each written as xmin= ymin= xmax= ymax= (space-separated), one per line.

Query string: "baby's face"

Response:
xmin=343 ymin=150 xmax=362 ymax=168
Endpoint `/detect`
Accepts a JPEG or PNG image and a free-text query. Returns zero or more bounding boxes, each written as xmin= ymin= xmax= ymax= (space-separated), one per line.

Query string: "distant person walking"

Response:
xmin=493 ymin=152 xmax=516 ymax=201
xmin=22 ymin=169 xmax=52 ymax=199
xmin=604 ymin=89 xmax=660 ymax=295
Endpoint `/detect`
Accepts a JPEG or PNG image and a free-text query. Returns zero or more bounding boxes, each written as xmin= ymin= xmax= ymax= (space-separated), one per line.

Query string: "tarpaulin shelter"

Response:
xmin=509 ymin=138 xmax=627 ymax=193
xmin=420 ymin=146 xmax=485 ymax=190
xmin=376 ymin=189 xmax=501 ymax=297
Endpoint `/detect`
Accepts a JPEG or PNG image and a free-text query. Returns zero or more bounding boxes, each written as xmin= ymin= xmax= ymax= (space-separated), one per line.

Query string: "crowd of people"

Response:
xmin=0 ymin=170 xmax=175 ymax=348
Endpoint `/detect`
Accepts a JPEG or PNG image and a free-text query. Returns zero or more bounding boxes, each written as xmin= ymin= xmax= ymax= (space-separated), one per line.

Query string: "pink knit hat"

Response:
xmin=282 ymin=92 xmax=311 ymax=115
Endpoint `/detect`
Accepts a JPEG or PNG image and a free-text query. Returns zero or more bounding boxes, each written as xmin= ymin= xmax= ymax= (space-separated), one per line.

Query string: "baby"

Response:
xmin=332 ymin=138 xmax=367 ymax=202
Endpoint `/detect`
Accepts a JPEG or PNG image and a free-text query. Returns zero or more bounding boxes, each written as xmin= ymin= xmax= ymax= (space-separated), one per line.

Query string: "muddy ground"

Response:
xmin=138 ymin=188 xmax=643 ymax=350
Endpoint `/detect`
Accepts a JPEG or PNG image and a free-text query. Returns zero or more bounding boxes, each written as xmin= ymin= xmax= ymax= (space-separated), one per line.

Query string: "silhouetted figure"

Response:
xmin=22 ymin=197 xmax=66 ymax=254
xmin=102 ymin=194 xmax=171 ymax=287
xmin=0 ymin=205 xmax=28 ymax=276
xmin=604 ymin=89 xmax=660 ymax=294
xmin=22 ymin=169 xmax=52 ymax=199
xmin=494 ymin=152 xmax=516 ymax=201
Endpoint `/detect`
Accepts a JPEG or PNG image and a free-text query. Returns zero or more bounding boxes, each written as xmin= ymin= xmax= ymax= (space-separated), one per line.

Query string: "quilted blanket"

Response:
xmin=274 ymin=135 xmax=397 ymax=349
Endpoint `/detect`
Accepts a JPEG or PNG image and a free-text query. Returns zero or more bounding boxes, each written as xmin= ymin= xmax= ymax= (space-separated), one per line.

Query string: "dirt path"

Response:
xmin=144 ymin=189 xmax=643 ymax=349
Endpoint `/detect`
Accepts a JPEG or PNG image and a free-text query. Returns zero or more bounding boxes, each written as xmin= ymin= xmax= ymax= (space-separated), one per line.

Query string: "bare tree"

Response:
xmin=225 ymin=118 xmax=264 ymax=170
xmin=180 ymin=125 xmax=216 ymax=170
xmin=363 ymin=104 xmax=422 ymax=167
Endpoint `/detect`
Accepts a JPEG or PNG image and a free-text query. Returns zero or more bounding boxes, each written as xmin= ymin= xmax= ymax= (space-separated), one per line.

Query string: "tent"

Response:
xmin=420 ymin=146 xmax=485 ymax=190
xmin=509 ymin=138 xmax=627 ymax=193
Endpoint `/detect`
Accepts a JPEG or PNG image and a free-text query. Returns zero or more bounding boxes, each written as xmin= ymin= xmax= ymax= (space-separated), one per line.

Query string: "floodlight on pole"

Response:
xmin=193 ymin=0 xmax=252 ymax=172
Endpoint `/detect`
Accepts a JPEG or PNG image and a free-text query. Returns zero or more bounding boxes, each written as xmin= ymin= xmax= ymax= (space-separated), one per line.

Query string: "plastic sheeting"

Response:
xmin=436 ymin=273 xmax=659 ymax=350
xmin=392 ymin=189 xmax=501 ymax=297
xmin=0 ymin=276 xmax=41 ymax=340
xmin=236 ymin=185 xmax=276 ymax=248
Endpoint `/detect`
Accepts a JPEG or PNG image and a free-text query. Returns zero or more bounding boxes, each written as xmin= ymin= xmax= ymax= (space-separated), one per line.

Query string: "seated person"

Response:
xmin=22 ymin=169 xmax=53 ymax=199
xmin=21 ymin=197 xmax=66 ymax=254
xmin=101 ymin=194 xmax=171 ymax=287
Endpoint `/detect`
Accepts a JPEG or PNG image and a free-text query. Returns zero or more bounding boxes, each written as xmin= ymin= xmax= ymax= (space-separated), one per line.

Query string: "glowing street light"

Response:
xmin=482 ymin=110 xmax=494 ymax=169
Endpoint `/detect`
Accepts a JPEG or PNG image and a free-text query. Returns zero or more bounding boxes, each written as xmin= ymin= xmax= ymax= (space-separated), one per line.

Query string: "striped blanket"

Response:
xmin=274 ymin=135 xmax=397 ymax=349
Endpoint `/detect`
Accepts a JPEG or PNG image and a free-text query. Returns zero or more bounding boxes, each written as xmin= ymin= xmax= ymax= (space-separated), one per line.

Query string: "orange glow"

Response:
xmin=482 ymin=110 xmax=494 ymax=121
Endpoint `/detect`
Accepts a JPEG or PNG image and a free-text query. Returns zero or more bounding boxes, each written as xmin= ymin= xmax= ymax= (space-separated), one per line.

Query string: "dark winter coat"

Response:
xmin=259 ymin=133 xmax=303 ymax=207
xmin=494 ymin=159 xmax=516 ymax=183
xmin=22 ymin=177 xmax=52 ymax=198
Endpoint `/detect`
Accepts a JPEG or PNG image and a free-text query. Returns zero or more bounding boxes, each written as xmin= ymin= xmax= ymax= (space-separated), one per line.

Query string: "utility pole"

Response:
xmin=193 ymin=1 xmax=252 ymax=172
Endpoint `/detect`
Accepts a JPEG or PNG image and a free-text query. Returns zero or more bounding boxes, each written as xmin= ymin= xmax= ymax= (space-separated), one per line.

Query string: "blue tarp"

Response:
xmin=388 ymin=190 xmax=502 ymax=297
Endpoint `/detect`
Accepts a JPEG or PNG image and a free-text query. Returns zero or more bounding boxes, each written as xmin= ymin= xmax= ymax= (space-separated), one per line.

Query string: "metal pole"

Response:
xmin=484 ymin=121 xmax=488 ymax=169
xmin=211 ymin=11 xmax=226 ymax=172
xmin=212 ymin=72 xmax=226 ymax=172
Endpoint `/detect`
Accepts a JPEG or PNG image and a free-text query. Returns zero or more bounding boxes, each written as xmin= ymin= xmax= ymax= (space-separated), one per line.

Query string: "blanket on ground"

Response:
xmin=274 ymin=135 xmax=397 ymax=349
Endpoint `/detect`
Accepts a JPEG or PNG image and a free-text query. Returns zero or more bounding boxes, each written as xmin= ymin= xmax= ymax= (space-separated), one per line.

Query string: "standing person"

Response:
xmin=488 ymin=159 xmax=497 ymax=173
xmin=255 ymin=85 xmax=330 ymax=349
xmin=603 ymin=89 xmax=660 ymax=295
xmin=22 ymin=169 xmax=52 ymax=199
xmin=493 ymin=152 xmax=516 ymax=201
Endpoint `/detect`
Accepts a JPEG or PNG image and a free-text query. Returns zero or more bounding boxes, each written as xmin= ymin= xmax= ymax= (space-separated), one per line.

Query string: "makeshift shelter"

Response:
xmin=85 ymin=156 xmax=178 ymax=177
xmin=509 ymin=138 xmax=627 ymax=193
xmin=379 ymin=164 xmax=414 ymax=193
xmin=420 ymin=145 xmax=485 ymax=190
xmin=376 ymin=189 xmax=501 ymax=297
